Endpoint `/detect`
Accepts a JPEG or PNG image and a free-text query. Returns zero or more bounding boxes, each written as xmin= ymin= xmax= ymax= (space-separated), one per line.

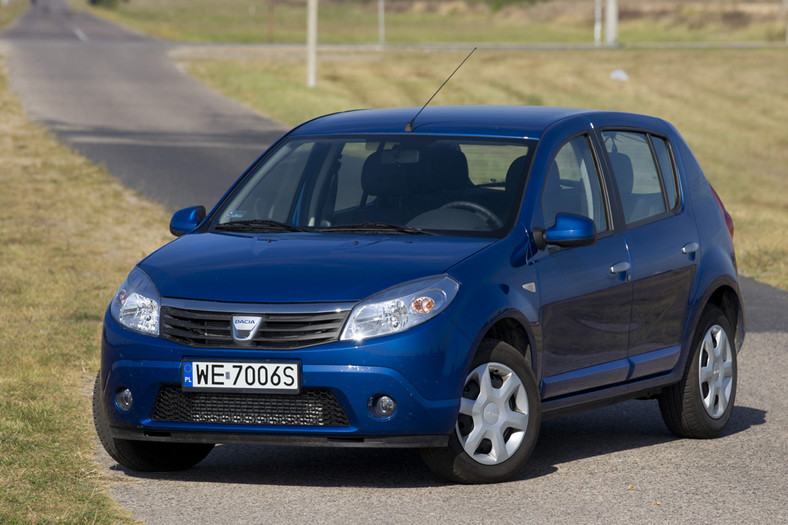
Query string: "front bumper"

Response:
xmin=110 ymin=428 xmax=449 ymax=448
xmin=98 ymin=309 xmax=473 ymax=446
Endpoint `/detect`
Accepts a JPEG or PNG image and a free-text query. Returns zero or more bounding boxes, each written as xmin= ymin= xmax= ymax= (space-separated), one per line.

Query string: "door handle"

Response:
xmin=609 ymin=261 xmax=631 ymax=274
xmin=682 ymin=242 xmax=700 ymax=255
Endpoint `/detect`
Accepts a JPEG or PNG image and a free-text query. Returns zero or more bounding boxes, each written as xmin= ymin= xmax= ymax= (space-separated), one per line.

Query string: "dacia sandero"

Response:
xmin=94 ymin=106 xmax=744 ymax=483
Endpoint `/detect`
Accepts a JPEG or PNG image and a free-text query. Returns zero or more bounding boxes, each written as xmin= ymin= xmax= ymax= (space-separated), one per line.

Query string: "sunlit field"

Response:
xmin=84 ymin=0 xmax=788 ymax=45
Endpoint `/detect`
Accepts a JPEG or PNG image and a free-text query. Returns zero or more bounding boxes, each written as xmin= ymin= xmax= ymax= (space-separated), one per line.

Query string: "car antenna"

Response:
xmin=404 ymin=47 xmax=477 ymax=132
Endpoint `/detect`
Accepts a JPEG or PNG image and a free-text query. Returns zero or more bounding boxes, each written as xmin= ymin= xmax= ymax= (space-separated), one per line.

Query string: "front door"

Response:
xmin=532 ymin=134 xmax=633 ymax=400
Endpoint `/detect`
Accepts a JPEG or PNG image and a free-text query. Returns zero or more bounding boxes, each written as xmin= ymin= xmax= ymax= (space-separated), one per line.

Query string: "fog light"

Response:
xmin=370 ymin=395 xmax=396 ymax=419
xmin=115 ymin=388 xmax=133 ymax=411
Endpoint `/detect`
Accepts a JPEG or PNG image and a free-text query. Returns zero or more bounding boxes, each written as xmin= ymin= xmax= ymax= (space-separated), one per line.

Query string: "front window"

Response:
xmin=541 ymin=135 xmax=609 ymax=233
xmin=214 ymin=135 xmax=534 ymax=238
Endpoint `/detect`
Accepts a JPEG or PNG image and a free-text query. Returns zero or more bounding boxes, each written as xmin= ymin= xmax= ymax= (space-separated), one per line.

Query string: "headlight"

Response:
xmin=341 ymin=275 xmax=460 ymax=342
xmin=110 ymin=267 xmax=161 ymax=336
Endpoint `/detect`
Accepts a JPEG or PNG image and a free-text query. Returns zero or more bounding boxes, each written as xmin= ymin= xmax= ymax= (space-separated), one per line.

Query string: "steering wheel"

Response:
xmin=441 ymin=201 xmax=503 ymax=229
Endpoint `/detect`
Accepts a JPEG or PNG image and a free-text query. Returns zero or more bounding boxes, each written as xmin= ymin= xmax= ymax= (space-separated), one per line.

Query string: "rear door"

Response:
xmin=599 ymin=129 xmax=699 ymax=379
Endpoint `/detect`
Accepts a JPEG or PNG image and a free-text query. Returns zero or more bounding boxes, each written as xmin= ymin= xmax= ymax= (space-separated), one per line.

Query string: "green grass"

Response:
xmin=179 ymin=46 xmax=788 ymax=289
xmin=82 ymin=0 xmax=788 ymax=45
xmin=0 ymin=56 xmax=160 ymax=524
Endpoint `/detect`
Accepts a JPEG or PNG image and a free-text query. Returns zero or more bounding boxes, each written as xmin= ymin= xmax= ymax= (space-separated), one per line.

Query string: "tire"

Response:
xmin=92 ymin=372 xmax=214 ymax=471
xmin=420 ymin=339 xmax=541 ymax=484
xmin=659 ymin=306 xmax=737 ymax=438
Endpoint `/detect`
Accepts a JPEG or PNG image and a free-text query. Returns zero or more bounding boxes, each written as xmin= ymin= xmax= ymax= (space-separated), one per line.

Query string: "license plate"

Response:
xmin=182 ymin=361 xmax=300 ymax=393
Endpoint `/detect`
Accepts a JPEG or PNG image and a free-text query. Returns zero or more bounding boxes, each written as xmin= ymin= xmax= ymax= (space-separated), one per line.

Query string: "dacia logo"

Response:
xmin=231 ymin=315 xmax=263 ymax=342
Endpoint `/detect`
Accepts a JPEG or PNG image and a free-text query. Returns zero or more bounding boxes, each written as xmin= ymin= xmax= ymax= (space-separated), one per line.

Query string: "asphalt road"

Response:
xmin=1 ymin=0 xmax=285 ymax=212
xmin=3 ymin=3 xmax=787 ymax=523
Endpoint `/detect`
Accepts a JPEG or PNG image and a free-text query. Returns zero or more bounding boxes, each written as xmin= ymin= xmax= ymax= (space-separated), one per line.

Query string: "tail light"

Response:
xmin=710 ymin=185 xmax=734 ymax=238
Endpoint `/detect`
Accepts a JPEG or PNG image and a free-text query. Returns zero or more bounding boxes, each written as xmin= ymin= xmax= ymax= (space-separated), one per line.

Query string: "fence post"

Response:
xmin=605 ymin=0 xmax=618 ymax=46
xmin=307 ymin=0 xmax=317 ymax=88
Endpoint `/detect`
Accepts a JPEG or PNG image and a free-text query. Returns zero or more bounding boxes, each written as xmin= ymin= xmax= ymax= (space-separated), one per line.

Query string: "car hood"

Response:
xmin=140 ymin=232 xmax=493 ymax=303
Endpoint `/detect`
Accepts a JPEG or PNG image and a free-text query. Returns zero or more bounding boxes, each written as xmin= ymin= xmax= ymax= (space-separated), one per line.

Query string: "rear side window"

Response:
xmin=651 ymin=137 xmax=679 ymax=211
xmin=602 ymin=131 xmax=678 ymax=225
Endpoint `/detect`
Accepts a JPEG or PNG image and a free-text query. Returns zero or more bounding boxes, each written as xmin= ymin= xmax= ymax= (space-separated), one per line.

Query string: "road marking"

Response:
xmin=72 ymin=27 xmax=88 ymax=43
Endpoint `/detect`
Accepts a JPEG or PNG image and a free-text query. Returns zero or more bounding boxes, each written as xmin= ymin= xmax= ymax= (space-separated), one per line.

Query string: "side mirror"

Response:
xmin=169 ymin=206 xmax=206 ymax=237
xmin=533 ymin=213 xmax=596 ymax=250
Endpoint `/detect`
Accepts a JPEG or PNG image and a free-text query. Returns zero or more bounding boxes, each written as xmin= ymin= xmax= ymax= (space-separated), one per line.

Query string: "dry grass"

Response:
xmin=83 ymin=0 xmax=788 ymax=44
xmin=0 ymin=0 xmax=28 ymax=33
xmin=0 ymin=55 xmax=164 ymax=523
xmin=179 ymin=46 xmax=788 ymax=289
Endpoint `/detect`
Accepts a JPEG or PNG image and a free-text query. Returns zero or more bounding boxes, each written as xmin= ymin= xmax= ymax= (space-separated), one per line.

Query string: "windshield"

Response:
xmin=214 ymin=135 xmax=534 ymax=238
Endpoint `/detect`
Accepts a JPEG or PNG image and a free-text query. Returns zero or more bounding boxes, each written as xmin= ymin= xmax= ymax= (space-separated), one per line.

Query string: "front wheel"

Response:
xmin=658 ymin=306 xmax=737 ymax=438
xmin=92 ymin=372 xmax=214 ymax=471
xmin=420 ymin=339 xmax=541 ymax=483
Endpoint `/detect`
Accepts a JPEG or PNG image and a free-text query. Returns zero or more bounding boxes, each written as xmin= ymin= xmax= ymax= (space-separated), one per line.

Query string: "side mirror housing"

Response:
xmin=534 ymin=213 xmax=596 ymax=250
xmin=169 ymin=206 xmax=206 ymax=237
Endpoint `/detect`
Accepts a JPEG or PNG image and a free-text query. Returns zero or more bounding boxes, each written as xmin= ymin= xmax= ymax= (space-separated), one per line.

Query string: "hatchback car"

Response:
xmin=94 ymin=106 xmax=744 ymax=483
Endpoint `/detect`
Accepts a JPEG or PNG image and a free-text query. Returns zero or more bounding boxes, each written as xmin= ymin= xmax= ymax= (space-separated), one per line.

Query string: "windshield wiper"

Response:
xmin=318 ymin=222 xmax=435 ymax=235
xmin=216 ymin=220 xmax=433 ymax=235
xmin=215 ymin=220 xmax=309 ymax=233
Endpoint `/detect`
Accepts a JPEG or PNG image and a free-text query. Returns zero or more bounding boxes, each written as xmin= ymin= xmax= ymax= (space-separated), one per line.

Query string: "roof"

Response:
xmin=289 ymin=105 xmax=604 ymax=140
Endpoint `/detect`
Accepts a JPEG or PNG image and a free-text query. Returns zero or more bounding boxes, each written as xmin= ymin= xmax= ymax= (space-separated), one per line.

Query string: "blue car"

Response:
xmin=94 ymin=106 xmax=744 ymax=483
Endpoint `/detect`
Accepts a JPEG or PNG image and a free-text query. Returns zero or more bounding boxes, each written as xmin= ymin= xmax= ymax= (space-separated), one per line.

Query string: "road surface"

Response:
xmin=2 ymin=0 xmax=285 ymax=212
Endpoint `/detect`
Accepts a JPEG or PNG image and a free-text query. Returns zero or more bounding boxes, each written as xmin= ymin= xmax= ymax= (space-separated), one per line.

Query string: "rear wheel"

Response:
xmin=659 ymin=306 xmax=737 ymax=438
xmin=92 ymin=372 xmax=214 ymax=471
xmin=420 ymin=339 xmax=540 ymax=483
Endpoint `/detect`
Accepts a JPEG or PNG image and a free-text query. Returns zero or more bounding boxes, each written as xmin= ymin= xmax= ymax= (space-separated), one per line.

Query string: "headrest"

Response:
xmin=505 ymin=155 xmax=530 ymax=194
xmin=421 ymin=146 xmax=471 ymax=193
xmin=608 ymin=151 xmax=634 ymax=194
xmin=361 ymin=150 xmax=423 ymax=197
xmin=361 ymin=145 xmax=471 ymax=197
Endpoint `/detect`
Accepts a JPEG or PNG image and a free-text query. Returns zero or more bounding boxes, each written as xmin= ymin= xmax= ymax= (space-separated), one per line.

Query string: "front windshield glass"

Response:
xmin=214 ymin=135 xmax=534 ymax=238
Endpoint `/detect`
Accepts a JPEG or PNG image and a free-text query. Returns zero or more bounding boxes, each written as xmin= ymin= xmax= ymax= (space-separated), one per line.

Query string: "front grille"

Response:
xmin=152 ymin=385 xmax=350 ymax=427
xmin=160 ymin=306 xmax=350 ymax=350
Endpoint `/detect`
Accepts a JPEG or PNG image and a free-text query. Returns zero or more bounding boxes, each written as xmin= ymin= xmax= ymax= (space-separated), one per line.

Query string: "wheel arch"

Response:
xmin=478 ymin=314 xmax=534 ymax=369
xmin=705 ymin=282 xmax=745 ymax=354
xmin=658 ymin=275 xmax=745 ymax=389
xmin=681 ymin=276 xmax=744 ymax=371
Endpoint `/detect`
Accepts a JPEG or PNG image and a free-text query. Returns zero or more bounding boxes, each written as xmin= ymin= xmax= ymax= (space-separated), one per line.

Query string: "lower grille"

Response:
xmin=152 ymin=385 xmax=350 ymax=427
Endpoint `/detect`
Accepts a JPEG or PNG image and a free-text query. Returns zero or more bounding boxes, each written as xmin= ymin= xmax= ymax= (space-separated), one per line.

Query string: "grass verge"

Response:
xmin=0 ymin=0 xmax=28 ymax=33
xmin=178 ymin=46 xmax=788 ymax=290
xmin=0 ymin=55 xmax=169 ymax=523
